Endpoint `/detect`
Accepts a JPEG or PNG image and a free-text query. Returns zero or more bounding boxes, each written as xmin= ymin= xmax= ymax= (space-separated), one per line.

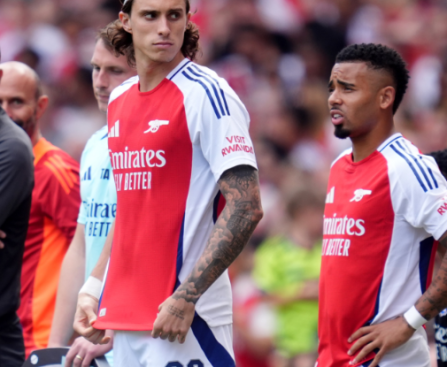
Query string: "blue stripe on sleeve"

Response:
xmin=379 ymin=135 xmax=402 ymax=152
xmin=169 ymin=60 xmax=191 ymax=81
xmin=220 ymin=89 xmax=230 ymax=116
xmin=187 ymin=67 xmax=226 ymax=117
xmin=190 ymin=64 xmax=230 ymax=116
xmin=390 ymin=144 xmax=427 ymax=192
xmin=396 ymin=141 xmax=433 ymax=190
xmin=183 ymin=71 xmax=221 ymax=119
xmin=419 ymin=156 xmax=439 ymax=189
xmin=400 ymin=140 xmax=439 ymax=189
xmin=402 ymin=140 xmax=439 ymax=190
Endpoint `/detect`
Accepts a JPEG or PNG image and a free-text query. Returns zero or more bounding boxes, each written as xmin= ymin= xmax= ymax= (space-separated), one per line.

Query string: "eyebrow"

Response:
xmin=139 ymin=7 xmax=184 ymax=13
xmin=328 ymin=79 xmax=355 ymax=89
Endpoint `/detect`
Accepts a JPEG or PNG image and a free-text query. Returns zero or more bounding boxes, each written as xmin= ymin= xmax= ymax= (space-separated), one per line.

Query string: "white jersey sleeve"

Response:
xmin=386 ymin=139 xmax=447 ymax=240
xmin=180 ymin=63 xmax=258 ymax=182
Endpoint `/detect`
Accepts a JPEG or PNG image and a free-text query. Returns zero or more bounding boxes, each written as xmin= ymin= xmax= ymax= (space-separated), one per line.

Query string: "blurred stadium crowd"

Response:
xmin=1 ymin=0 xmax=447 ymax=366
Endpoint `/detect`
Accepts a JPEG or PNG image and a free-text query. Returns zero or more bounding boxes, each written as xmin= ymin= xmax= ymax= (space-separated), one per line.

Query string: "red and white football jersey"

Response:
xmin=318 ymin=133 xmax=447 ymax=367
xmin=94 ymin=59 xmax=257 ymax=331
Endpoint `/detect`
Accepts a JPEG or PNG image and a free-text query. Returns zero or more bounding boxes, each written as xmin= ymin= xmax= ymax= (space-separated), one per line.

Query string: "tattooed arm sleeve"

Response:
xmin=416 ymin=233 xmax=447 ymax=320
xmin=173 ymin=165 xmax=263 ymax=304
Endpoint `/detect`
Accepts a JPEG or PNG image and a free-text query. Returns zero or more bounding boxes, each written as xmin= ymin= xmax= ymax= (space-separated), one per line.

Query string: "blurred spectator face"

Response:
xmin=91 ymin=39 xmax=136 ymax=112
xmin=287 ymin=190 xmax=325 ymax=242
xmin=0 ymin=62 xmax=48 ymax=139
xmin=328 ymin=62 xmax=389 ymax=139
xmin=120 ymin=0 xmax=191 ymax=64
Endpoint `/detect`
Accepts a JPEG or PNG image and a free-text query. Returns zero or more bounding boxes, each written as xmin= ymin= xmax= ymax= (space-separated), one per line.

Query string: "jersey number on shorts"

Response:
xmin=166 ymin=360 xmax=204 ymax=367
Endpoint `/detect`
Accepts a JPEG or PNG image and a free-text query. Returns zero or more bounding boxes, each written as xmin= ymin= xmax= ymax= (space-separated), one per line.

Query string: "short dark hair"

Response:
xmin=106 ymin=0 xmax=200 ymax=66
xmin=428 ymin=150 xmax=447 ymax=179
xmin=335 ymin=43 xmax=410 ymax=114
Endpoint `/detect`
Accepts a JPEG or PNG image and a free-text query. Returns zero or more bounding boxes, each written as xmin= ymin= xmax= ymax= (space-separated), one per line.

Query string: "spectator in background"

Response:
xmin=0 ymin=53 xmax=34 ymax=367
xmin=253 ymin=189 xmax=323 ymax=367
xmin=49 ymin=26 xmax=136 ymax=367
xmin=0 ymin=61 xmax=81 ymax=357
xmin=231 ymin=243 xmax=275 ymax=367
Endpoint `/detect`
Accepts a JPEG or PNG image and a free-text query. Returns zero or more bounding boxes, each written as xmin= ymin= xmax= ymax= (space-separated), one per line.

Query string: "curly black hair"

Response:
xmin=428 ymin=150 xmax=447 ymax=179
xmin=335 ymin=43 xmax=410 ymax=114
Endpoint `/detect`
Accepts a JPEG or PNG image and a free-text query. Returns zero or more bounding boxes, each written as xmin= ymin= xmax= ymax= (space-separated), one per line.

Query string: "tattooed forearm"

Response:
xmin=415 ymin=235 xmax=447 ymax=320
xmin=173 ymin=166 xmax=263 ymax=304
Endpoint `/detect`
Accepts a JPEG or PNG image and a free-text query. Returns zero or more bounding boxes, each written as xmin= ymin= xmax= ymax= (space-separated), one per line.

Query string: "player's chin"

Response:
xmin=97 ymin=101 xmax=108 ymax=113
xmin=334 ymin=125 xmax=351 ymax=139
xmin=151 ymin=50 xmax=178 ymax=63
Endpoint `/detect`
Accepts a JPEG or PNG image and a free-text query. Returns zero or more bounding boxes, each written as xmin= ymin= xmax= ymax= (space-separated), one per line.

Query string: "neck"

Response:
xmin=136 ymin=52 xmax=185 ymax=92
xmin=32 ymin=129 xmax=42 ymax=147
xmin=351 ymin=116 xmax=395 ymax=162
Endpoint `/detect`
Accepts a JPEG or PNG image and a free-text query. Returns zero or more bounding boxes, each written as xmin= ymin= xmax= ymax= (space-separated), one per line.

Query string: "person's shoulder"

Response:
xmin=80 ymin=126 xmax=108 ymax=167
xmin=0 ymin=118 xmax=33 ymax=162
xmin=170 ymin=61 xmax=230 ymax=95
xmin=380 ymin=136 xmax=420 ymax=169
xmin=170 ymin=61 xmax=246 ymax=121
xmin=36 ymin=138 xmax=75 ymax=165
xmin=109 ymin=75 xmax=139 ymax=105
xmin=83 ymin=125 xmax=108 ymax=152
xmin=36 ymin=139 xmax=79 ymax=187
xmin=0 ymin=114 xmax=32 ymax=147
xmin=380 ymin=136 xmax=439 ymax=192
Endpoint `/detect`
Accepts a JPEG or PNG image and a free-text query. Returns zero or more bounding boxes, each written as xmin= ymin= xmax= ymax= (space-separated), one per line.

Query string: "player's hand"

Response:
xmin=64 ymin=333 xmax=113 ymax=367
xmin=0 ymin=230 xmax=6 ymax=249
xmin=73 ymin=293 xmax=110 ymax=345
xmin=151 ymin=296 xmax=195 ymax=344
xmin=348 ymin=316 xmax=415 ymax=367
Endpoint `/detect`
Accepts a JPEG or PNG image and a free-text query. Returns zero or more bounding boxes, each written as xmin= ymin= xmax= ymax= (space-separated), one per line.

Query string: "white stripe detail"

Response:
xmin=109 ymin=121 xmax=120 ymax=138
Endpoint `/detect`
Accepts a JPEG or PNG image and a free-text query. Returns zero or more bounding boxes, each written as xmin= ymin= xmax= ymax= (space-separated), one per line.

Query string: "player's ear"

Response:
xmin=184 ymin=12 xmax=191 ymax=32
xmin=35 ymin=95 xmax=49 ymax=120
xmin=120 ymin=11 xmax=133 ymax=34
xmin=379 ymin=86 xmax=395 ymax=111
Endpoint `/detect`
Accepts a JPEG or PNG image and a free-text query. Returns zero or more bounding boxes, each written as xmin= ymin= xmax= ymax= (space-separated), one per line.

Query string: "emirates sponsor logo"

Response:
xmin=323 ymin=214 xmax=366 ymax=236
xmin=109 ymin=147 xmax=166 ymax=170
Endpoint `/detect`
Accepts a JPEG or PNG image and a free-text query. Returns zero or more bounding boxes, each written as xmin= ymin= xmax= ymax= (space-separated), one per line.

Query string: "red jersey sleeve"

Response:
xmin=36 ymin=151 xmax=81 ymax=241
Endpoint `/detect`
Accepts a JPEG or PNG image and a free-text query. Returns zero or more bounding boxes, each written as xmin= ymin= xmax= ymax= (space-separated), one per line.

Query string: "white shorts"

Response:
xmin=113 ymin=318 xmax=234 ymax=367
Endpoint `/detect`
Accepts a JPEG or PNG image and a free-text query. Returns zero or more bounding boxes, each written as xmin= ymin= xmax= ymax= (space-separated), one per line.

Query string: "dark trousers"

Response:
xmin=0 ymin=312 xmax=25 ymax=367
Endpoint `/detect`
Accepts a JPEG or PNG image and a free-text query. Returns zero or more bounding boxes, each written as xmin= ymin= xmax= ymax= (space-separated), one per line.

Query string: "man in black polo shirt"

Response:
xmin=0 ymin=54 xmax=34 ymax=367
